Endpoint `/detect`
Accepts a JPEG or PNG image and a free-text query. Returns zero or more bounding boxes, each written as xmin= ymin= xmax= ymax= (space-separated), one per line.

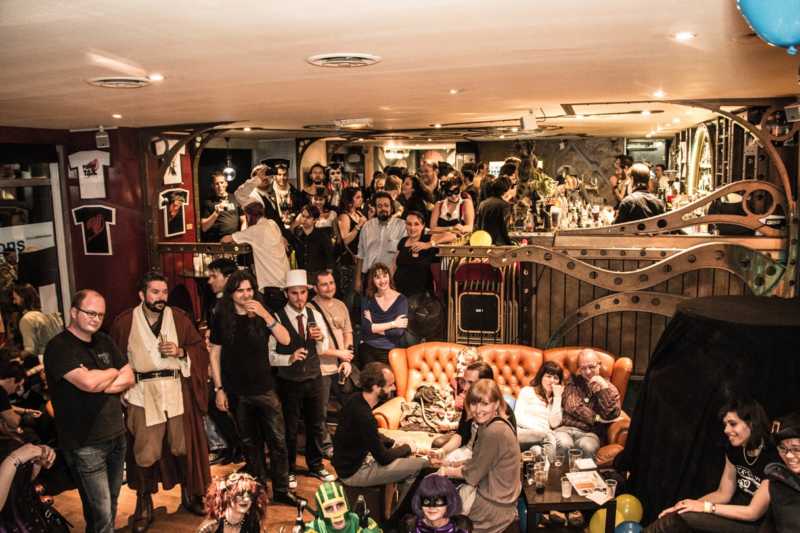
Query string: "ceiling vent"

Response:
xmin=306 ymin=53 xmax=382 ymax=68
xmin=87 ymin=76 xmax=151 ymax=89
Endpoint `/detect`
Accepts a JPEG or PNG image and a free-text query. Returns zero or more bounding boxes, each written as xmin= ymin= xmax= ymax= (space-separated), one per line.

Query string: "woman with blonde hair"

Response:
xmin=438 ymin=379 xmax=520 ymax=533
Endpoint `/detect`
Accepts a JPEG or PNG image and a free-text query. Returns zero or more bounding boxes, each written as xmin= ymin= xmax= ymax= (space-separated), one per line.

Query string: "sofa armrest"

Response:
xmin=607 ymin=412 xmax=630 ymax=447
xmin=610 ymin=357 xmax=633 ymax=404
xmin=373 ymin=396 xmax=405 ymax=430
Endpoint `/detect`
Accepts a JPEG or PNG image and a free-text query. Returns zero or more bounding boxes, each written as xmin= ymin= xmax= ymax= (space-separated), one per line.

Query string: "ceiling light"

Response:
xmin=673 ymin=31 xmax=696 ymax=42
xmin=653 ymin=89 xmax=666 ymax=98
xmin=427 ymin=138 xmax=432 ymax=142
xmin=434 ymin=123 xmax=442 ymax=128
xmin=575 ymin=114 xmax=585 ymax=119
xmin=357 ymin=138 xmax=365 ymax=142
xmin=111 ymin=113 xmax=122 ymax=119
xmin=641 ymin=110 xmax=651 ymax=116
xmin=306 ymin=53 xmax=382 ymax=68
xmin=147 ymin=73 xmax=164 ymax=82
xmin=243 ymin=127 xmax=251 ymax=132
xmin=223 ymin=137 xmax=236 ymax=182
xmin=449 ymin=88 xmax=461 ymax=95
xmin=511 ymin=127 xmax=519 ymax=132
xmin=672 ymin=117 xmax=681 ymax=124
xmin=335 ymin=117 xmax=373 ymax=129
xmin=499 ymin=134 xmax=506 ymax=139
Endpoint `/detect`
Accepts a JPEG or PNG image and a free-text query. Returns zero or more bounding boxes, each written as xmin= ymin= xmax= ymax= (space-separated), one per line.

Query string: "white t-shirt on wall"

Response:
xmin=68 ymin=150 xmax=110 ymax=199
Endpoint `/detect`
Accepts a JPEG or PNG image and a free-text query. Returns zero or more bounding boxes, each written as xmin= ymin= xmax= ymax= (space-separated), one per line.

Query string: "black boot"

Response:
xmin=132 ymin=491 xmax=153 ymax=533
xmin=181 ymin=484 xmax=205 ymax=516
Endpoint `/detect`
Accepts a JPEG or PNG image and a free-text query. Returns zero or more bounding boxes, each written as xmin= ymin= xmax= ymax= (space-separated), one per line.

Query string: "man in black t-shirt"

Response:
xmin=201 ymin=171 xmax=244 ymax=242
xmin=44 ymin=289 xmax=134 ymax=533
xmin=207 ymin=270 xmax=304 ymax=507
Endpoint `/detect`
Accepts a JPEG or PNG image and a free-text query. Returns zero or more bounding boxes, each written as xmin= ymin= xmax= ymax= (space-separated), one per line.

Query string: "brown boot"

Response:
xmin=132 ymin=491 xmax=153 ymax=533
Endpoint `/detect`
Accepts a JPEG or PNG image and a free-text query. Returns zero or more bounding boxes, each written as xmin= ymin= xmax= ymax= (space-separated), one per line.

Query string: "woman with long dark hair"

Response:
xmin=360 ymin=263 xmax=408 ymax=365
xmin=336 ymin=187 xmax=367 ymax=311
xmin=514 ymin=361 xmax=564 ymax=461
xmin=646 ymin=397 xmax=779 ymax=533
xmin=393 ymin=211 xmax=439 ymax=298
xmin=400 ymin=176 xmax=431 ymax=222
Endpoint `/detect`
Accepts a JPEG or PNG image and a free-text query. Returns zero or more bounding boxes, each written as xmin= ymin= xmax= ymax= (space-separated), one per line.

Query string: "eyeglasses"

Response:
xmin=778 ymin=445 xmax=800 ymax=456
xmin=579 ymin=363 xmax=599 ymax=371
xmin=77 ymin=308 xmax=105 ymax=320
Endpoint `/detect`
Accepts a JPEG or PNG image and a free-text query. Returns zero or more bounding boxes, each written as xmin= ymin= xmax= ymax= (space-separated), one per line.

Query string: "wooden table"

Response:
xmin=522 ymin=465 xmax=618 ymax=533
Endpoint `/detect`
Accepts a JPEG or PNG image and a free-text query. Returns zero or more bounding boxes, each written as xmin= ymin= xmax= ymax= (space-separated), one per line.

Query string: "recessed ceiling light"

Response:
xmin=641 ymin=110 xmax=651 ymax=116
xmin=673 ymin=31 xmax=696 ymax=42
xmin=427 ymin=138 xmax=432 ymax=141
xmin=243 ymin=127 xmax=251 ymax=132
xmin=147 ymin=73 xmax=164 ymax=82
xmin=306 ymin=53 xmax=382 ymax=68
xmin=511 ymin=127 xmax=519 ymax=132
xmin=575 ymin=114 xmax=585 ymax=120
xmin=672 ymin=117 xmax=680 ymax=124
xmin=434 ymin=123 xmax=442 ymax=128
xmin=653 ymin=89 xmax=666 ymax=98
xmin=111 ymin=113 xmax=122 ymax=119
xmin=499 ymin=134 xmax=506 ymax=139
xmin=449 ymin=88 xmax=461 ymax=95
xmin=357 ymin=137 xmax=365 ymax=142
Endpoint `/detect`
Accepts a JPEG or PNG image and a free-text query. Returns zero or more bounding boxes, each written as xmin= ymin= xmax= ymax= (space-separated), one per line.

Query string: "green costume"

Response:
xmin=304 ymin=482 xmax=381 ymax=533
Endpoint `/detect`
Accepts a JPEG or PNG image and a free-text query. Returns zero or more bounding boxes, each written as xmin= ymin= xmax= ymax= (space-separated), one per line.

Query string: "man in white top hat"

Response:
xmin=269 ymin=269 xmax=337 ymax=487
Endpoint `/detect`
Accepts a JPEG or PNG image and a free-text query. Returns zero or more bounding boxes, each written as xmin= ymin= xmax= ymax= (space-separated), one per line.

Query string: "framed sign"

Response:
xmin=159 ymin=188 xmax=189 ymax=237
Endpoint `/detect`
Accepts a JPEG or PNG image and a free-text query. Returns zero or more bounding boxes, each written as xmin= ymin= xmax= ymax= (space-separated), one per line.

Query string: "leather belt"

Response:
xmin=135 ymin=369 xmax=180 ymax=382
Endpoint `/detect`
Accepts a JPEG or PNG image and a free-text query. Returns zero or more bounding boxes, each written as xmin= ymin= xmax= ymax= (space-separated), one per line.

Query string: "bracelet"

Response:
xmin=265 ymin=317 xmax=278 ymax=329
xmin=214 ymin=386 xmax=224 ymax=393
xmin=703 ymin=501 xmax=712 ymax=513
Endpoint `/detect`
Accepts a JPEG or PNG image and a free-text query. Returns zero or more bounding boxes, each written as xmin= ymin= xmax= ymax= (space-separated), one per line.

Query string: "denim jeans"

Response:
xmin=62 ymin=434 xmax=126 ymax=533
xmin=554 ymin=426 xmax=601 ymax=457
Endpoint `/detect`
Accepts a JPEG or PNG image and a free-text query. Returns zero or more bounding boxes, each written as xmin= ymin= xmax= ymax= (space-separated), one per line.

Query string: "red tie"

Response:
xmin=296 ymin=314 xmax=305 ymax=340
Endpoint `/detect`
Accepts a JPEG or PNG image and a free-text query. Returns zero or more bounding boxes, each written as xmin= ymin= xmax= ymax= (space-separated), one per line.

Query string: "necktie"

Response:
xmin=296 ymin=313 xmax=305 ymax=340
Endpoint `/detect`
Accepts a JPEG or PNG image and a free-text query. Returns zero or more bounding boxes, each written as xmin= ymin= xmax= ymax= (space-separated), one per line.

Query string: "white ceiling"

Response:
xmin=0 ymin=0 xmax=797 ymax=137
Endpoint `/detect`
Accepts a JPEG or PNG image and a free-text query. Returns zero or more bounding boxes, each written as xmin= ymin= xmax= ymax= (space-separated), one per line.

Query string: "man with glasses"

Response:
xmin=44 ymin=290 xmax=134 ymax=533
xmin=555 ymin=349 xmax=621 ymax=457
xmin=765 ymin=420 xmax=800 ymax=531
xmin=110 ymin=272 xmax=211 ymax=531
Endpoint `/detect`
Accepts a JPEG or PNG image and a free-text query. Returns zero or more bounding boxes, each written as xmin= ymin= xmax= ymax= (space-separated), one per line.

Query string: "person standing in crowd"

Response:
xmin=399 ymin=175 xmax=431 ymax=222
xmin=233 ymin=163 xmax=285 ymax=233
xmin=304 ymin=163 xmax=328 ymax=200
xmin=462 ymin=165 xmax=479 ymax=206
xmin=419 ymin=160 xmax=440 ymax=203
xmin=268 ymin=269 xmax=337 ymax=488
xmin=310 ymin=187 xmax=337 ymax=231
xmin=430 ymin=178 xmax=475 ymax=237
xmin=474 ymin=161 xmax=488 ymax=195
xmin=202 ymin=257 xmax=243 ymax=466
xmin=393 ymin=211 xmax=440 ymax=298
xmin=333 ymin=362 xmax=427 ymax=507
xmin=45 ymin=289 xmax=134 ymax=533
xmin=336 ymin=187 xmax=367 ymax=310
xmin=110 ymin=272 xmax=210 ymax=531
xmin=201 ymin=170 xmax=245 ymax=242
xmin=327 ymin=163 xmax=347 ymax=209
xmin=354 ymin=192 xmax=407 ymax=294
xmin=646 ymin=398 xmax=779 ymax=533
xmin=360 ymin=263 xmax=409 ymax=365
xmin=11 ymin=283 xmax=63 ymax=362
xmin=311 ymin=270 xmax=354 ymax=457
xmin=208 ymin=270 xmax=302 ymax=506
xmin=291 ymin=205 xmax=334 ymax=283
xmin=270 ymin=159 xmax=305 ymax=226
xmin=222 ymin=202 xmax=290 ymax=312
xmin=614 ymin=162 xmax=666 ymax=224
xmin=514 ymin=361 xmax=564 ymax=461
xmin=610 ymin=154 xmax=633 ymax=207
xmin=475 ymin=176 xmax=514 ymax=246
xmin=555 ymin=349 xmax=621 ymax=458
xmin=384 ymin=174 xmax=405 ymax=216
xmin=437 ymin=379 xmax=520 ymax=533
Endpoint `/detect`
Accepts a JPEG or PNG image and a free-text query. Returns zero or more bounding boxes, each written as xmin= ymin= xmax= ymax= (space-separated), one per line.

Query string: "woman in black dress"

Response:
xmin=393 ymin=211 xmax=440 ymax=298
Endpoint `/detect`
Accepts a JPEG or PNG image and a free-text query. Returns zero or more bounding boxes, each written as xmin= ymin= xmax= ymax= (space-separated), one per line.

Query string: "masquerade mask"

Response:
xmin=315 ymin=481 xmax=349 ymax=525
xmin=421 ymin=495 xmax=447 ymax=507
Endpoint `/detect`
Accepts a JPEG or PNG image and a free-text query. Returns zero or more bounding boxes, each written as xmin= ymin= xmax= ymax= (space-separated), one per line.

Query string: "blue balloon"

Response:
xmin=737 ymin=0 xmax=800 ymax=55
xmin=615 ymin=521 xmax=643 ymax=533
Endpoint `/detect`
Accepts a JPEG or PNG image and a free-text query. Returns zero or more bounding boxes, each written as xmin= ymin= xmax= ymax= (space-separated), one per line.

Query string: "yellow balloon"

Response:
xmin=469 ymin=230 xmax=492 ymax=247
xmin=616 ymin=494 xmax=644 ymax=523
xmin=589 ymin=508 xmax=624 ymax=533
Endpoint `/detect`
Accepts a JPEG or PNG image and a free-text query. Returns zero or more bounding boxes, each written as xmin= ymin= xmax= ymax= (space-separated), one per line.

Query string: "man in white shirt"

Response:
xmin=222 ymin=202 xmax=289 ymax=312
xmin=268 ymin=270 xmax=337 ymax=487
xmin=354 ymin=192 xmax=407 ymax=294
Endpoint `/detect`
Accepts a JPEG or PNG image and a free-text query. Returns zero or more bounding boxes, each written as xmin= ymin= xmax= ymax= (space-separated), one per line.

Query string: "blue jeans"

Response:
xmin=63 ymin=434 xmax=126 ymax=533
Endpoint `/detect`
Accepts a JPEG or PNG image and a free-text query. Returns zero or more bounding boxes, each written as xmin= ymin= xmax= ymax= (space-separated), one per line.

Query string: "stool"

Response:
xmin=341 ymin=483 xmax=397 ymax=522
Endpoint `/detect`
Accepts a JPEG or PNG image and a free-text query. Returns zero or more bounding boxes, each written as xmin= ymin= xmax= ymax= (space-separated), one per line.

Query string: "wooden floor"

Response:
xmin=53 ymin=458 xmax=327 ymax=532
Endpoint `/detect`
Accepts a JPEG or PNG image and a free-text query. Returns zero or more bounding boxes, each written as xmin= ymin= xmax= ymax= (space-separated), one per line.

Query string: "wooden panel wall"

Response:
xmin=529 ymin=262 xmax=750 ymax=377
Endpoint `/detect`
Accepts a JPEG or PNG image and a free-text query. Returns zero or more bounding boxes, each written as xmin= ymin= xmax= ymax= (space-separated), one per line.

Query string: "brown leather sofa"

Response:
xmin=373 ymin=342 xmax=633 ymax=466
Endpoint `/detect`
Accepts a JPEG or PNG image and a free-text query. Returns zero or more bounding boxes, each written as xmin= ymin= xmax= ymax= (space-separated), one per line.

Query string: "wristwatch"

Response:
xmin=214 ymin=385 xmax=224 ymax=393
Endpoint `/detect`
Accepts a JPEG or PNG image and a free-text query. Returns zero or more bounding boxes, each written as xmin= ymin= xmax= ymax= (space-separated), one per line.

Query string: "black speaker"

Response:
xmin=459 ymin=293 xmax=499 ymax=333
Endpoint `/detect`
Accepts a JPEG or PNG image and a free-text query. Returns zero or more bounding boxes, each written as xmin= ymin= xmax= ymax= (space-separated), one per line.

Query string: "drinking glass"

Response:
xmin=606 ymin=479 xmax=618 ymax=498
xmin=554 ymin=452 xmax=565 ymax=468
xmin=568 ymin=449 xmax=582 ymax=472
xmin=560 ymin=475 xmax=572 ymax=499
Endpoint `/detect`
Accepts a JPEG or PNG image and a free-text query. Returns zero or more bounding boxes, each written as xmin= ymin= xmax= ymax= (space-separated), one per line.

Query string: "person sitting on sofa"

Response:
xmin=555 ymin=349 xmax=621 ymax=458
xmin=333 ymin=362 xmax=428 ymax=508
xmin=514 ymin=361 xmax=564 ymax=461
xmin=763 ymin=416 xmax=800 ymax=532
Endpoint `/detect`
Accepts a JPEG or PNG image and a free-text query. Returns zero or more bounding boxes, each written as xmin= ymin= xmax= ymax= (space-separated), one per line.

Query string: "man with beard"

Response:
xmin=333 ymin=362 xmax=427 ymax=505
xmin=234 ymin=161 xmax=293 ymax=240
xmin=201 ymin=171 xmax=244 ymax=242
xmin=303 ymin=162 xmax=328 ymax=200
xmin=110 ymin=273 xmax=211 ymax=532
xmin=354 ymin=192 xmax=407 ymax=294
xmin=208 ymin=270 xmax=304 ymax=507
xmin=327 ymin=163 xmax=347 ymax=209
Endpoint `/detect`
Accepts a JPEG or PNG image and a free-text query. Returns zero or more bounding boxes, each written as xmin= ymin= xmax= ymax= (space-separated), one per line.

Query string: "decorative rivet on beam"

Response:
xmin=688 ymin=255 xmax=696 ymax=263
xmin=595 ymin=304 xmax=601 ymax=310
xmin=657 ymin=219 xmax=668 ymax=228
xmin=639 ymin=274 xmax=648 ymax=282
xmin=640 ymin=250 xmax=647 ymax=257
xmin=600 ymin=250 xmax=608 ymax=256
xmin=544 ymin=253 xmax=552 ymax=261
xmin=589 ymin=271 xmax=598 ymax=279
xmin=637 ymin=223 xmax=646 ymax=231
xmin=613 ymin=298 xmax=620 ymax=304
xmin=714 ymin=250 xmax=725 ymax=260
xmin=620 ymin=250 xmax=627 ymax=257
xmin=614 ymin=277 xmax=623 ymax=285
xmin=580 ymin=250 xmax=587 ymax=256
xmin=567 ymin=261 xmax=576 ymax=270
xmin=631 ymin=295 xmax=640 ymax=303
xmin=766 ymin=266 xmax=777 ymax=276
xmin=652 ymin=298 xmax=661 ymax=305
xmin=660 ymin=251 xmax=667 ymax=257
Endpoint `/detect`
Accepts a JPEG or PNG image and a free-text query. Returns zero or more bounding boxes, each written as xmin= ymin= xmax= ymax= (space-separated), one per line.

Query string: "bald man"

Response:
xmin=614 ymin=163 xmax=666 ymax=224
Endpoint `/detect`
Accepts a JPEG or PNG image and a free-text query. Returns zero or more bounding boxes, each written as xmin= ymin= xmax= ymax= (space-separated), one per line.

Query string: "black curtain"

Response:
xmin=616 ymin=295 xmax=800 ymax=523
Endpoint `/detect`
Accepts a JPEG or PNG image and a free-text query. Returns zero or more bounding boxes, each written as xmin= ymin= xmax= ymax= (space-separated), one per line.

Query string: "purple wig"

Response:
xmin=411 ymin=474 xmax=462 ymax=518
